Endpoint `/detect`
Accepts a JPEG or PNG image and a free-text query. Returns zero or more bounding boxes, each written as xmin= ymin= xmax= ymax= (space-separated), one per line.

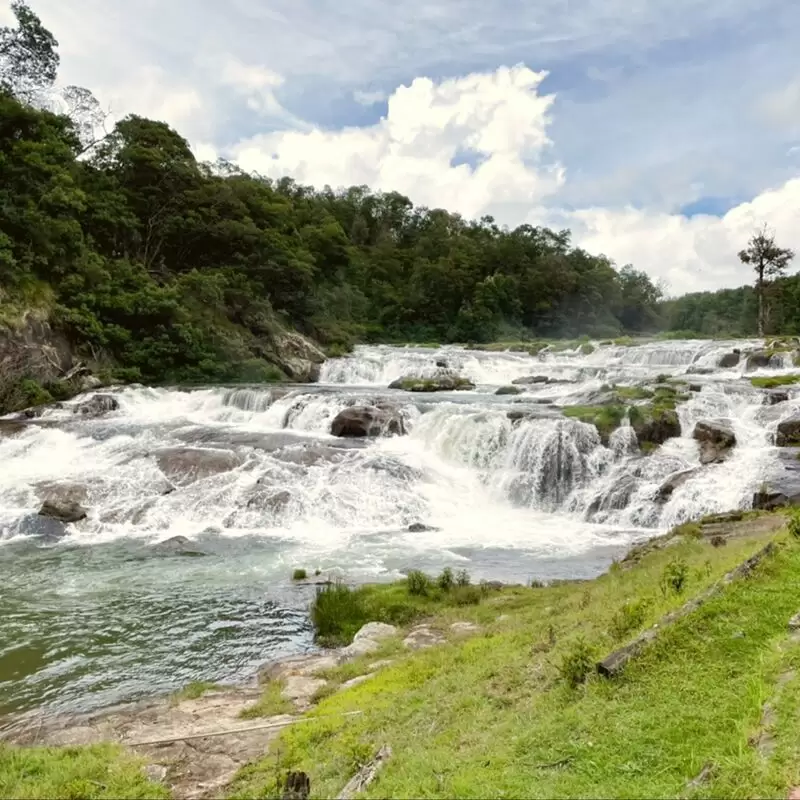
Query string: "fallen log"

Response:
xmin=337 ymin=744 xmax=391 ymax=799
xmin=597 ymin=542 xmax=777 ymax=678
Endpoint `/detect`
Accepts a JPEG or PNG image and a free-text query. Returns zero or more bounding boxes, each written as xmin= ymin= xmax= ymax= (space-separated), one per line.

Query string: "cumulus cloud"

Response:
xmin=231 ymin=65 xmax=565 ymax=219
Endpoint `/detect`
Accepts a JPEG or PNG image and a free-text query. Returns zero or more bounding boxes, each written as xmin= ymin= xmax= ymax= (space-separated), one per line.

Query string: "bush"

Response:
xmin=310 ymin=581 xmax=367 ymax=646
xmin=557 ymin=637 xmax=595 ymax=688
xmin=407 ymin=570 xmax=431 ymax=596
xmin=292 ymin=568 xmax=307 ymax=581
xmin=788 ymin=510 xmax=800 ymax=540
xmin=660 ymin=557 xmax=689 ymax=596
xmin=437 ymin=567 xmax=454 ymax=591
xmin=456 ymin=569 xmax=471 ymax=587
xmin=609 ymin=598 xmax=651 ymax=640
xmin=452 ymin=585 xmax=483 ymax=606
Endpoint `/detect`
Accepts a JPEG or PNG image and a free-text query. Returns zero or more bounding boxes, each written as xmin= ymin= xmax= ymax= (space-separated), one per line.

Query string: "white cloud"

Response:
xmin=353 ymin=89 xmax=386 ymax=106
xmin=231 ymin=65 xmax=564 ymax=219
xmin=552 ymin=179 xmax=800 ymax=294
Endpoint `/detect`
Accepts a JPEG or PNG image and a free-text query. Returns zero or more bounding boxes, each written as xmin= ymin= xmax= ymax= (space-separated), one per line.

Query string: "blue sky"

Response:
xmin=5 ymin=0 xmax=800 ymax=294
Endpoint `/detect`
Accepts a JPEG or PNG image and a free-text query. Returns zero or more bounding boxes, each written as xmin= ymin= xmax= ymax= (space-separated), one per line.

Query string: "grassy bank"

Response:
xmin=232 ymin=514 xmax=800 ymax=799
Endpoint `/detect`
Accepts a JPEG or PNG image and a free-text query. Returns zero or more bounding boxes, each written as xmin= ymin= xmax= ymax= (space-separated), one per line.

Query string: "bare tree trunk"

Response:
xmin=757 ymin=265 xmax=765 ymax=336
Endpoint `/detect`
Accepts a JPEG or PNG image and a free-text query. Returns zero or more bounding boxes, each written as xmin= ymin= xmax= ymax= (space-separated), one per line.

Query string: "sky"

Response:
xmin=4 ymin=0 xmax=800 ymax=296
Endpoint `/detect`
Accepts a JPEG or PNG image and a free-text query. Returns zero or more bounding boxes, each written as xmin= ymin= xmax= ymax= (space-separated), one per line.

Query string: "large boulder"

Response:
xmin=389 ymin=374 xmax=474 ymax=392
xmin=330 ymin=406 xmax=405 ymax=437
xmin=37 ymin=482 xmax=89 ymax=523
xmin=745 ymin=350 xmax=773 ymax=371
xmin=246 ymin=488 xmax=292 ymax=513
xmin=0 ymin=420 xmax=28 ymax=438
xmin=753 ymin=448 xmax=800 ymax=509
xmin=269 ymin=330 xmax=326 ymax=383
xmin=656 ymin=467 xmax=701 ymax=502
xmin=632 ymin=410 xmax=681 ymax=449
xmin=765 ymin=389 xmax=790 ymax=406
xmin=72 ymin=394 xmax=119 ymax=417
xmin=693 ymin=419 xmax=736 ymax=464
xmin=148 ymin=535 xmax=207 ymax=557
xmin=776 ymin=413 xmax=800 ymax=447
xmin=155 ymin=447 xmax=243 ymax=485
xmin=496 ymin=385 xmax=523 ymax=396
xmin=717 ymin=352 xmax=740 ymax=368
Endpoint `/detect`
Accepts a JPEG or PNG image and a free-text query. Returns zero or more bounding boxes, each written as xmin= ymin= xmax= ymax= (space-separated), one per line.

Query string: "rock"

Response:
xmin=632 ymin=410 xmax=681 ymax=448
xmin=282 ymin=675 xmax=327 ymax=708
xmin=37 ymin=483 xmax=89 ymax=523
xmin=368 ymin=659 xmax=395 ymax=671
xmin=247 ymin=488 xmax=292 ymax=513
xmin=143 ymin=765 xmax=168 ymax=784
xmin=261 ymin=654 xmax=339 ymax=683
xmin=745 ymin=350 xmax=773 ymax=371
xmin=693 ymin=419 xmax=736 ymax=464
xmin=776 ymin=413 xmax=800 ymax=446
xmin=511 ymin=375 xmax=549 ymax=385
xmin=338 ymin=638 xmax=382 ymax=660
xmin=270 ymin=330 xmax=326 ymax=382
xmin=450 ymin=622 xmax=480 ymax=634
xmin=408 ymin=522 xmax=439 ymax=532
xmin=718 ymin=352 xmax=740 ymax=368
xmin=353 ymin=622 xmax=398 ymax=642
xmin=12 ymin=513 xmax=69 ymax=541
xmin=339 ymin=674 xmax=376 ymax=691
xmin=78 ymin=374 xmax=103 ymax=392
xmin=72 ymin=394 xmax=119 ymax=417
xmin=686 ymin=366 xmax=714 ymax=375
xmin=789 ymin=612 xmax=800 ymax=631
xmin=330 ymin=406 xmax=405 ymax=437
xmin=496 ymin=385 xmax=523 ymax=395
xmin=274 ymin=444 xmax=356 ymax=467
xmin=155 ymin=447 xmax=243 ymax=485
xmin=753 ymin=448 xmax=800 ymax=509
xmin=389 ymin=374 xmax=474 ymax=392
xmin=0 ymin=420 xmax=29 ymax=437
xmin=403 ymin=626 xmax=445 ymax=650
xmin=656 ymin=467 xmax=700 ymax=502
xmin=765 ymin=389 xmax=790 ymax=405
xmin=435 ymin=359 xmax=448 ymax=368
xmin=587 ymin=474 xmax=637 ymax=516
xmin=148 ymin=535 xmax=208 ymax=557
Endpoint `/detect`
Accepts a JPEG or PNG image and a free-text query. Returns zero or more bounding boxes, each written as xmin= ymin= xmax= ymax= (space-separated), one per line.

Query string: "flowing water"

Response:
xmin=1 ymin=339 xmax=799 ymax=722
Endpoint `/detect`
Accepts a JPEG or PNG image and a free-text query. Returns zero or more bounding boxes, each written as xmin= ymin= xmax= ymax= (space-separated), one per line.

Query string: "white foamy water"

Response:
xmin=2 ymin=338 xmax=799 ymax=718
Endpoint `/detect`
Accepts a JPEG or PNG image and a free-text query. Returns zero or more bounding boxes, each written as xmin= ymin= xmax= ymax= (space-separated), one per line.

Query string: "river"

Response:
xmin=0 ymin=339 xmax=796 ymax=722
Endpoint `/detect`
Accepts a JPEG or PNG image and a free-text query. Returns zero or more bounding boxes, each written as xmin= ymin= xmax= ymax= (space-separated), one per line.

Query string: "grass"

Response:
xmin=292 ymin=568 xmax=308 ymax=581
xmin=310 ymin=572 xmax=491 ymax=647
xmin=239 ymin=681 xmax=294 ymax=720
xmin=393 ymin=377 xmax=474 ymax=392
xmin=562 ymin=404 xmax=627 ymax=442
xmin=230 ymin=520 xmax=800 ymax=799
xmin=751 ymin=374 xmax=800 ymax=389
xmin=0 ymin=743 xmax=169 ymax=799
xmin=171 ymin=681 xmax=223 ymax=703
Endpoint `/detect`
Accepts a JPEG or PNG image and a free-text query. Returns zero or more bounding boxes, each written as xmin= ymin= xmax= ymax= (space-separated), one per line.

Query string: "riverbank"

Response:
xmin=3 ymin=508 xmax=799 ymax=799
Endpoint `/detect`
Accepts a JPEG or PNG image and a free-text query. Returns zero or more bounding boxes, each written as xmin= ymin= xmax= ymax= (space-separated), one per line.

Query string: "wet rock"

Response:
xmin=745 ymin=350 xmax=773 ymax=371
xmin=39 ymin=499 xmax=87 ymax=523
xmin=37 ymin=483 xmax=89 ymax=523
xmin=72 ymin=394 xmax=119 ymax=417
xmin=270 ymin=330 xmax=326 ymax=382
xmin=496 ymin=385 xmax=523 ymax=396
xmin=776 ymin=413 xmax=800 ymax=446
xmin=148 ymin=535 xmax=207 ymax=557
xmin=632 ymin=410 xmax=681 ymax=448
xmin=330 ymin=406 xmax=405 ymax=437
xmin=274 ymin=444 xmax=357 ymax=467
xmin=155 ymin=447 xmax=243 ymax=485
xmin=587 ymin=475 xmax=637 ymax=515
xmin=764 ymin=389 xmax=790 ymax=405
xmin=506 ymin=407 xmax=560 ymax=424
xmin=718 ymin=352 xmax=740 ymax=368
xmin=511 ymin=375 xmax=549 ymax=385
xmin=693 ymin=419 xmax=736 ymax=464
xmin=656 ymin=467 xmax=701 ymax=502
xmin=247 ymin=488 xmax=292 ymax=513
xmin=362 ymin=456 xmax=425 ymax=482
xmin=408 ymin=522 xmax=439 ymax=532
xmin=753 ymin=448 xmax=800 ymax=509
xmin=435 ymin=359 xmax=448 ymax=368
xmin=0 ymin=420 xmax=28 ymax=437
xmin=389 ymin=374 xmax=475 ymax=392
xmin=12 ymin=513 xmax=69 ymax=540
xmin=688 ymin=383 xmax=702 ymax=393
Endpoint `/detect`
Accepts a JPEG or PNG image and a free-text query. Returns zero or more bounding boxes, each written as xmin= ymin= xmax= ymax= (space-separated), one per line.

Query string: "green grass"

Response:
xmin=170 ymin=681 xmax=223 ymax=703
xmin=230 ymin=524 xmax=800 ymax=799
xmin=239 ymin=681 xmax=294 ymax=720
xmin=393 ymin=377 xmax=474 ymax=392
xmin=0 ymin=743 xmax=169 ymax=799
xmin=292 ymin=568 xmax=308 ymax=581
xmin=751 ymin=374 xmax=800 ymax=389
xmin=562 ymin=405 xmax=627 ymax=442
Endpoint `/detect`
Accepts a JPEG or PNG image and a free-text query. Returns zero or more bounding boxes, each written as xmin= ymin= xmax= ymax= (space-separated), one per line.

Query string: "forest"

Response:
xmin=1 ymin=1 xmax=797 ymax=392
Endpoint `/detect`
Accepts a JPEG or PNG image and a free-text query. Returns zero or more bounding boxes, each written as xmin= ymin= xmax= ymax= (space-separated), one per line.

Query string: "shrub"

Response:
xmin=455 ymin=569 xmax=471 ymax=587
xmin=437 ymin=567 xmax=454 ymax=591
xmin=609 ymin=598 xmax=651 ymax=640
xmin=292 ymin=568 xmax=307 ymax=581
xmin=557 ymin=637 xmax=595 ymax=688
xmin=788 ymin=509 xmax=800 ymax=540
xmin=452 ymin=585 xmax=482 ymax=606
xmin=660 ymin=557 xmax=689 ymax=596
xmin=310 ymin=581 xmax=367 ymax=646
xmin=407 ymin=570 xmax=431 ymax=596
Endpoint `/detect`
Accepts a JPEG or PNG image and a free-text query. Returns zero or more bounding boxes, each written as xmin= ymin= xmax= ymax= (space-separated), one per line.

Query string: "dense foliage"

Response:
xmin=0 ymin=3 xmax=672 ymax=386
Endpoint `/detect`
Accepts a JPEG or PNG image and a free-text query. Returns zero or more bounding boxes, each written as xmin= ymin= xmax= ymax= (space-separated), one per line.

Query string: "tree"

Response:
xmin=738 ymin=224 xmax=795 ymax=336
xmin=0 ymin=0 xmax=59 ymax=103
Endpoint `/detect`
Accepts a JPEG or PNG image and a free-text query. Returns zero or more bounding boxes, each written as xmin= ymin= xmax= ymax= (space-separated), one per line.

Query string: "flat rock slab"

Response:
xmin=3 ymin=688 xmax=293 ymax=800
xmin=282 ymin=676 xmax=327 ymax=709
xmin=403 ymin=626 xmax=446 ymax=650
xmin=450 ymin=622 xmax=480 ymax=635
